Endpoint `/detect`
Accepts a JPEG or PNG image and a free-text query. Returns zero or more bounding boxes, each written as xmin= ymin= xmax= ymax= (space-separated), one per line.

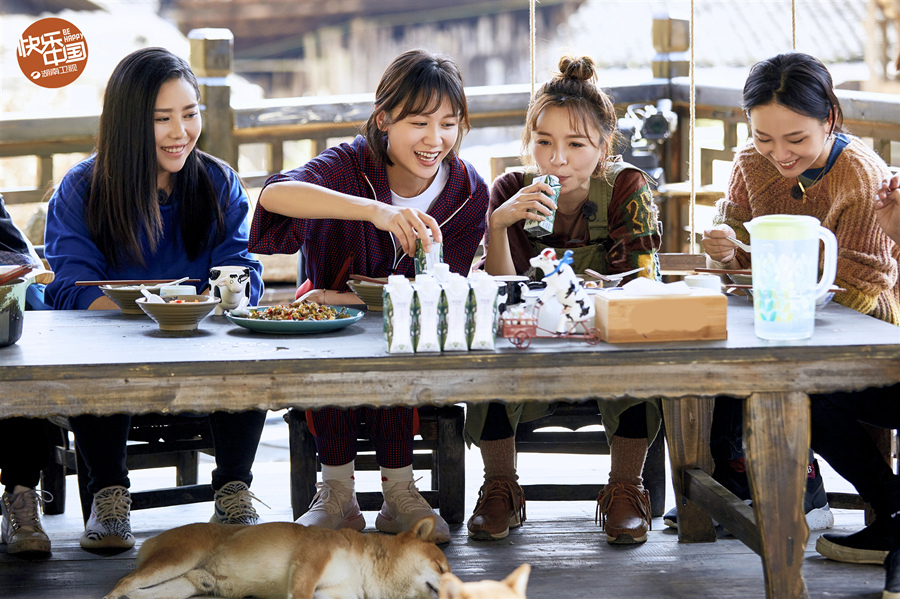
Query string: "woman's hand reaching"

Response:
xmin=875 ymin=174 xmax=900 ymax=246
xmin=370 ymin=204 xmax=442 ymax=257
xmin=701 ymin=223 xmax=739 ymax=264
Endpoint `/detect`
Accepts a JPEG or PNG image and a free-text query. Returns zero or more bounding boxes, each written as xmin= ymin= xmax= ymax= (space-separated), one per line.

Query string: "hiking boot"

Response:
xmin=376 ymin=480 xmax=450 ymax=544
xmin=596 ymin=482 xmax=651 ymax=545
xmin=209 ymin=481 xmax=261 ymax=525
xmin=81 ymin=486 xmax=134 ymax=550
xmin=467 ymin=476 xmax=526 ymax=541
xmin=1 ymin=487 xmax=51 ymax=555
xmin=296 ymin=480 xmax=365 ymax=531
xmin=885 ymin=548 xmax=900 ymax=598
xmin=817 ymin=520 xmax=892 ymax=565
xmin=804 ymin=458 xmax=834 ymax=530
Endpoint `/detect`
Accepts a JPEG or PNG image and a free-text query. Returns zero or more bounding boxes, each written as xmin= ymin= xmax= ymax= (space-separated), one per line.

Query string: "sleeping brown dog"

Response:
xmin=105 ymin=517 xmax=448 ymax=599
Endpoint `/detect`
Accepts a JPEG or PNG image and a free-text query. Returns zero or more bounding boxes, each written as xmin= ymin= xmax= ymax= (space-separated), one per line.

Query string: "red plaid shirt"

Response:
xmin=249 ymin=135 xmax=488 ymax=289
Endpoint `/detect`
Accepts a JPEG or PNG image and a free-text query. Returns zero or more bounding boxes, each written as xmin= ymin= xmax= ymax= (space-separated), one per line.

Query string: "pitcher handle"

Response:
xmin=815 ymin=226 xmax=838 ymax=301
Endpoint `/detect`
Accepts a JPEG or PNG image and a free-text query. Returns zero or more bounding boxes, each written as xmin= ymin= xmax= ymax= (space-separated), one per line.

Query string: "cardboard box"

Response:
xmin=594 ymin=289 xmax=727 ymax=343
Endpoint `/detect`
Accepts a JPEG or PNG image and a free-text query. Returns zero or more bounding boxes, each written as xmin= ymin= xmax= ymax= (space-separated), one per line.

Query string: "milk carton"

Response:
xmin=383 ymin=275 xmax=415 ymax=354
xmin=413 ymin=274 xmax=442 ymax=353
xmin=440 ymin=273 xmax=471 ymax=351
xmin=414 ymin=231 xmax=443 ymax=274
xmin=522 ymin=174 xmax=561 ymax=238
xmin=468 ymin=271 xmax=498 ymax=350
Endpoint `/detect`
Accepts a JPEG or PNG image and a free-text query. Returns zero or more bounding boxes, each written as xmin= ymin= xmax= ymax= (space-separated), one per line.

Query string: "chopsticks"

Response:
xmin=75 ymin=279 xmax=201 ymax=286
xmin=348 ymin=274 xmax=390 ymax=285
xmin=0 ymin=265 xmax=34 ymax=286
xmin=694 ymin=268 xmax=752 ymax=276
xmin=726 ymin=284 xmax=845 ymax=293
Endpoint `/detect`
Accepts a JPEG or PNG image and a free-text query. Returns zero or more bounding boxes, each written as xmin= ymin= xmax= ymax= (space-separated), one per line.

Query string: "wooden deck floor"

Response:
xmin=0 ymin=413 xmax=883 ymax=599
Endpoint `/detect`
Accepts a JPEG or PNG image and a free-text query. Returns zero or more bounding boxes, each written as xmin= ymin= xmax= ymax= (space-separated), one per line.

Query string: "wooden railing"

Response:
xmin=3 ymin=29 xmax=899 ymax=206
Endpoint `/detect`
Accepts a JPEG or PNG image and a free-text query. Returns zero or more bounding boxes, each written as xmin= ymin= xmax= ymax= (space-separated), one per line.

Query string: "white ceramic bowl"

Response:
xmin=346 ymin=280 xmax=386 ymax=311
xmin=136 ymin=295 xmax=220 ymax=331
xmin=100 ymin=285 xmax=161 ymax=315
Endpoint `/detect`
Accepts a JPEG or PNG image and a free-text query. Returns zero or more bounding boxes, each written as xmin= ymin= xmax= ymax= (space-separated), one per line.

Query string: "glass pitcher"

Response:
xmin=746 ymin=214 xmax=837 ymax=341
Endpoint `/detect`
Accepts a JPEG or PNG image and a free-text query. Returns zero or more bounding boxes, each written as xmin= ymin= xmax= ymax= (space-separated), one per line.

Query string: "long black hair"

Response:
xmin=742 ymin=52 xmax=845 ymax=135
xmin=87 ymin=47 xmax=226 ymax=268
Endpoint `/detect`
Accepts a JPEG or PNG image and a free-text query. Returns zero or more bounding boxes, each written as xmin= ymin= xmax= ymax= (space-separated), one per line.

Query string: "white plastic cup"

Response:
xmin=684 ymin=274 xmax=722 ymax=291
xmin=160 ymin=285 xmax=195 ymax=297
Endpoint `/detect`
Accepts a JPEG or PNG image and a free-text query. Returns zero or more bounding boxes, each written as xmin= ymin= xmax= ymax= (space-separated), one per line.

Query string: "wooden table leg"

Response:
xmin=661 ymin=396 xmax=716 ymax=542
xmin=744 ymin=391 xmax=810 ymax=599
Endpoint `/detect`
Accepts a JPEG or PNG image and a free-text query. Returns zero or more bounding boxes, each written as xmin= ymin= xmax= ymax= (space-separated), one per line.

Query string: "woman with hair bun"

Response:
xmin=465 ymin=55 xmax=662 ymax=545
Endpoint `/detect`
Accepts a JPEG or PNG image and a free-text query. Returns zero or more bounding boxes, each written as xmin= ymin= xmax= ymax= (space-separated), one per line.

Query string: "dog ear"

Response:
xmin=411 ymin=515 xmax=436 ymax=541
xmin=438 ymin=572 xmax=464 ymax=599
xmin=504 ymin=564 xmax=531 ymax=597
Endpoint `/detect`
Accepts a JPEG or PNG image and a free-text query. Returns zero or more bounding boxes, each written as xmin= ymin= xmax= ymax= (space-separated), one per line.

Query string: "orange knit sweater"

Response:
xmin=714 ymin=137 xmax=900 ymax=326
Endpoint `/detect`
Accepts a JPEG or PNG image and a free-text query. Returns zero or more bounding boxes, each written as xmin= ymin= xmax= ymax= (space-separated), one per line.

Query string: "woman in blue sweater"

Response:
xmin=44 ymin=47 xmax=265 ymax=550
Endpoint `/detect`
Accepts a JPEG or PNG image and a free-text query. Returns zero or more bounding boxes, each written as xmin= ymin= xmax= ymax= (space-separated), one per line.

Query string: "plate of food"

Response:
xmin=224 ymin=302 xmax=365 ymax=334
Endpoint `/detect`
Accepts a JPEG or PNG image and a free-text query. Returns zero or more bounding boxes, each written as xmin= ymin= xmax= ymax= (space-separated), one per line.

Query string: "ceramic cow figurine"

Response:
xmin=529 ymin=248 xmax=594 ymax=334
xmin=209 ymin=265 xmax=251 ymax=315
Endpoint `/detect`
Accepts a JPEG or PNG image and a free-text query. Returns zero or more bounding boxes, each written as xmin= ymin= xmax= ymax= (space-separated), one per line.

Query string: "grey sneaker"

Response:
xmin=210 ymin=481 xmax=260 ymax=525
xmin=376 ymin=480 xmax=450 ymax=544
xmin=296 ymin=480 xmax=365 ymax=531
xmin=81 ymin=486 xmax=134 ymax=550
xmin=1 ymin=487 xmax=51 ymax=555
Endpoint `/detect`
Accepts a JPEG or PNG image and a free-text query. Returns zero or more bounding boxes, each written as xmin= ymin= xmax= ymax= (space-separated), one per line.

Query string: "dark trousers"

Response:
xmin=0 ymin=417 xmax=54 ymax=491
xmin=810 ymin=383 xmax=900 ymax=518
xmin=68 ymin=410 xmax=266 ymax=495
xmin=306 ymin=407 xmax=418 ymax=469
xmin=480 ymin=402 xmax=649 ymax=441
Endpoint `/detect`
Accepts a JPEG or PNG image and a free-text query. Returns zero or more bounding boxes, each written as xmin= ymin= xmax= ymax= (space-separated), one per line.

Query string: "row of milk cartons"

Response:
xmin=383 ymin=267 xmax=499 ymax=353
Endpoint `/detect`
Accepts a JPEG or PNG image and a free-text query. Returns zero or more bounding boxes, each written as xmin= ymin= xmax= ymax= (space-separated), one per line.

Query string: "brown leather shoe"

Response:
xmin=596 ymin=482 xmax=651 ymax=545
xmin=467 ymin=476 xmax=526 ymax=541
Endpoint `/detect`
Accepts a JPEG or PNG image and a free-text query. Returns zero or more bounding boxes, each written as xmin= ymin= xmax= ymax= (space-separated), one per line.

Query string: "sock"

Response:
xmin=479 ymin=437 xmax=517 ymax=480
xmin=608 ymin=435 xmax=649 ymax=488
xmin=321 ymin=460 xmax=355 ymax=493
xmin=381 ymin=464 xmax=414 ymax=494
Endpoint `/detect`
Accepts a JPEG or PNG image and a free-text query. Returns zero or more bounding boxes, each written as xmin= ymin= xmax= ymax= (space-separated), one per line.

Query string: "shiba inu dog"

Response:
xmin=439 ymin=564 xmax=530 ymax=599
xmin=105 ymin=517 xmax=448 ymax=599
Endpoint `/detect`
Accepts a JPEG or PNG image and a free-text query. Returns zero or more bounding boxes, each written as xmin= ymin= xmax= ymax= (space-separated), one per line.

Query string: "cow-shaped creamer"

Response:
xmin=528 ymin=248 xmax=594 ymax=334
xmin=209 ymin=266 xmax=251 ymax=315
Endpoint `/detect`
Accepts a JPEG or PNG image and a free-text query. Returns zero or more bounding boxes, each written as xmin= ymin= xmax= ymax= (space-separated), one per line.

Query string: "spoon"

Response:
xmin=725 ymin=235 xmax=752 ymax=253
xmin=140 ymin=289 xmax=165 ymax=304
xmin=584 ymin=266 xmax=648 ymax=287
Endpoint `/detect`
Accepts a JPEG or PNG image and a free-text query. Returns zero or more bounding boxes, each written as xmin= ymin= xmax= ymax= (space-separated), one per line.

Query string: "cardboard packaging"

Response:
xmin=413 ymin=274 xmax=442 ymax=353
xmin=440 ymin=273 xmax=471 ymax=352
xmin=594 ymin=288 xmax=727 ymax=343
xmin=468 ymin=271 xmax=498 ymax=350
xmin=383 ymin=275 xmax=415 ymax=353
xmin=523 ymin=174 xmax=560 ymax=237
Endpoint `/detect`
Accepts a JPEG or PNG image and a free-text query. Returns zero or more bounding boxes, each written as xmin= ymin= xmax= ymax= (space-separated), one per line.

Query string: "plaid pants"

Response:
xmin=306 ymin=406 xmax=419 ymax=469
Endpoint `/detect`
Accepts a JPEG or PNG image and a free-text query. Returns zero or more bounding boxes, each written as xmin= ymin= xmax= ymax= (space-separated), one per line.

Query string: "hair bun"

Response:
xmin=558 ymin=55 xmax=596 ymax=82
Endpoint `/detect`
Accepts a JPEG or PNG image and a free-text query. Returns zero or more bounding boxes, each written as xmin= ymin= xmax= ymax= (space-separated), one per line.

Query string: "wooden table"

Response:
xmin=2 ymin=298 xmax=899 ymax=599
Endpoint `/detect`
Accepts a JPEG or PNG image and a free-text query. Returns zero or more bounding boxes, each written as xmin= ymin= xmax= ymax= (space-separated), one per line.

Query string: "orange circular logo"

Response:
xmin=16 ymin=18 xmax=88 ymax=89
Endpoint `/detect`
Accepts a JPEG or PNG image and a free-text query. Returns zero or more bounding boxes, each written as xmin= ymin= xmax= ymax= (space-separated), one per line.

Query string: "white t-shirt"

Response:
xmin=390 ymin=161 xmax=448 ymax=213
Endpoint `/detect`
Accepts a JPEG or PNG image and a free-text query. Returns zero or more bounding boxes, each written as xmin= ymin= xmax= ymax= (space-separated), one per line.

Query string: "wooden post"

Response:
xmin=651 ymin=13 xmax=690 ymax=80
xmin=189 ymin=28 xmax=237 ymax=167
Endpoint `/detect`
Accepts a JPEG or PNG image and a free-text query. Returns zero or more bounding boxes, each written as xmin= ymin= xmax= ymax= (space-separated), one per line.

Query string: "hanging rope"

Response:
xmin=791 ymin=0 xmax=797 ymax=50
xmin=529 ymin=0 xmax=536 ymax=98
xmin=688 ymin=0 xmax=696 ymax=253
